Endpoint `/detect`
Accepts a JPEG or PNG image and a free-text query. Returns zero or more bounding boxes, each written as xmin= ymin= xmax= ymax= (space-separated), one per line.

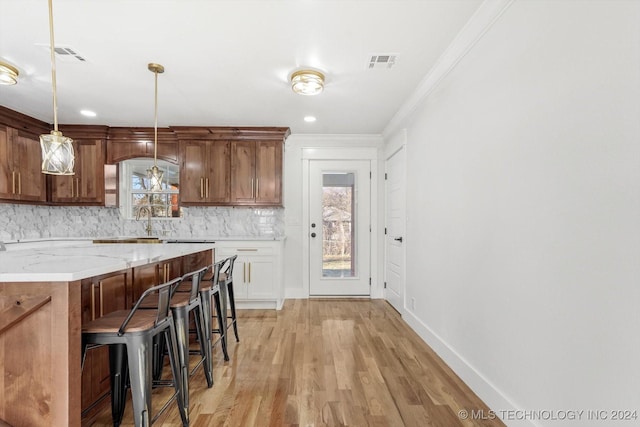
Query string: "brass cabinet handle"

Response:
xmin=243 ymin=263 xmax=246 ymax=283
xmin=251 ymin=179 xmax=254 ymax=198
xmin=76 ymin=178 xmax=80 ymax=198
xmin=237 ymin=248 xmax=258 ymax=252
xmin=11 ymin=171 xmax=15 ymax=194
xmin=256 ymin=179 xmax=259 ymax=198
xmin=17 ymin=172 xmax=21 ymax=195
xmin=200 ymin=177 xmax=204 ymax=199
xmin=248 ymin=262 xmax=251 ymax=283
xmin=91 ymin=283 xmax=96 ymax=320
xmin=99 ymin=282 xmax=104 ymax=317
xmin=206 ymin=178 xmax=210 ymax=198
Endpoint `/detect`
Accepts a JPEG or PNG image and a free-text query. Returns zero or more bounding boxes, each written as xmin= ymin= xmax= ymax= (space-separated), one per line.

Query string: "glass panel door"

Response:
xmin=309 ymin=160 xmax=370 ymax=296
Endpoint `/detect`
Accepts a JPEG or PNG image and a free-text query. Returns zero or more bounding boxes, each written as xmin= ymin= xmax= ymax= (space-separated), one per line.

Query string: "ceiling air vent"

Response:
xmin=37 ymin=44 xmax=87 ymax=62
xmin=367 ymin=54 xmax=398 ymax=69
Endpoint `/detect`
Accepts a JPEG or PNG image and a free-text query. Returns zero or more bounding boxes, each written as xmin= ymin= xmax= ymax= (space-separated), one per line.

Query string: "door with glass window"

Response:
xmin=309 ymin=160 xmax=371 ymax=296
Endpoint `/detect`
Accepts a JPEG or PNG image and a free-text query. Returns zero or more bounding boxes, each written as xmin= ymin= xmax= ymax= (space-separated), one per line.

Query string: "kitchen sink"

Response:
xmin=92 ymin=237 xmax=164 ymax=244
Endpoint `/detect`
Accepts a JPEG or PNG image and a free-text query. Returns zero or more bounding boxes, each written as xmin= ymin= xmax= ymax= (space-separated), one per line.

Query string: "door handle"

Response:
xmin=394 ymin=237 xmax=403 ymax=242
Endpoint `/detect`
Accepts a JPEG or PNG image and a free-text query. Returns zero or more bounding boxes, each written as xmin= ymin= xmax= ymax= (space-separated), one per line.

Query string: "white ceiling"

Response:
xmin=0 ymin=0 xmax=482 ymax=135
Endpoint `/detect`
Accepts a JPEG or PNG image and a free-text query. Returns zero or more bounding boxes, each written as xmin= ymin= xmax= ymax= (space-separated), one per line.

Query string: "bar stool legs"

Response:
xmin=109 ymin=344 xmax=128 ymax=426
xmin=226 ymin=280 xmax=239 ymax=342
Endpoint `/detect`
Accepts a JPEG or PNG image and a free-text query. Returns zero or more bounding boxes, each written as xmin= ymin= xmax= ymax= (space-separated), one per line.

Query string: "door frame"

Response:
xmin=302 ymin=147 xmax=379 ymax=298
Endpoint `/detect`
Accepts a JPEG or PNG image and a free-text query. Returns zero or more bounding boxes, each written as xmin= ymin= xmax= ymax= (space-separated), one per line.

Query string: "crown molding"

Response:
xmin=383 ymin=0 xmax=514 ymax=138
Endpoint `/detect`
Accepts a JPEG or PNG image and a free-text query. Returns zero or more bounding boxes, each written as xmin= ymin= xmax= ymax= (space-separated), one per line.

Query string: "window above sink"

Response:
xmin=119 ymin=158 xmax=182 ymax=220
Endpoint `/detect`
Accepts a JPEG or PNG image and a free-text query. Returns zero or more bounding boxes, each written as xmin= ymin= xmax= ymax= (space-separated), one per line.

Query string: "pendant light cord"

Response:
xmin=154 ymin=69 xmax=158 ymax=167
xmin=48 ymin=0 xmax=58 ymax=132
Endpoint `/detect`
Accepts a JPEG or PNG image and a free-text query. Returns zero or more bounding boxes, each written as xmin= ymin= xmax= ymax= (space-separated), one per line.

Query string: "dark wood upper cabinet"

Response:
xmin=49 ymin=125 xmax=108 ymax=205
xmin=230 ymin=140 xmax=282 ymax=205
xmin=174 ymin=127 xmax=289 ymax=207
xmin=180 ymin=140 xmax=231 ymax=205
xmin=0 ymin=106 xmax=289 ymax=208
xmin=0 ymin=126 xmax=47 ymax=203
xmin=106 ymin=127 xmax=178 ymax=164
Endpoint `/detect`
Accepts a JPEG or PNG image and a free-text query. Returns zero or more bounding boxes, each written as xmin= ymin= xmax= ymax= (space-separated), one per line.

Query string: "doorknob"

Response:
xmin=394 ymin=236 xmax=403 ymax=242
xmin=311 ymin=232 xmax=316 ymax=238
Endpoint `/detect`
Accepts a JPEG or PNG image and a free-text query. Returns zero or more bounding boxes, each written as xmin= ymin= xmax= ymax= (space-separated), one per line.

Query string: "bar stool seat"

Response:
xmin=82 ymin=278 xmax=187 ymax=427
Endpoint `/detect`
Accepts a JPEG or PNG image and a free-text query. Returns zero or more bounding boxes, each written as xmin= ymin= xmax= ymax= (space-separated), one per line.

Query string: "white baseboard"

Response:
xmin=284 ymin=288 xmax=308 ymax=299
xmin=403 ymin=309 xmax=533 ymax=427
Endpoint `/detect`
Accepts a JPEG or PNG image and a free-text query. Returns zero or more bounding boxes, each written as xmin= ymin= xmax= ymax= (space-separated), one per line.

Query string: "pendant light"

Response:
xmin=40 ymin=0 xmax=75 ymax=175
xmin=147 ymin=63 xmax=164 ymax=192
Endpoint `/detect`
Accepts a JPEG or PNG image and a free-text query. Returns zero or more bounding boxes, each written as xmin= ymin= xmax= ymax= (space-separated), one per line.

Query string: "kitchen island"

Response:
xmin=0 ymin=241 xmax=214 ymax=427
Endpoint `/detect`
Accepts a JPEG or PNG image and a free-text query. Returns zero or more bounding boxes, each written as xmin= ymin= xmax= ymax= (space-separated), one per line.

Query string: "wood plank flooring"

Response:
xmin=90 ymin=299 xmax=504 ymax=426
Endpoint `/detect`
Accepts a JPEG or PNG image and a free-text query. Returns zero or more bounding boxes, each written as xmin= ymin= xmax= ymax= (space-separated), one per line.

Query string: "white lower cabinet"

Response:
xmin=214 ymin=240 xmax=284 ymax=309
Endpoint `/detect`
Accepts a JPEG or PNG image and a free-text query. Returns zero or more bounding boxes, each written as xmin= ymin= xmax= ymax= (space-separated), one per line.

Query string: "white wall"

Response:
xmin=385 ymin=1 xmax=640 ymax=426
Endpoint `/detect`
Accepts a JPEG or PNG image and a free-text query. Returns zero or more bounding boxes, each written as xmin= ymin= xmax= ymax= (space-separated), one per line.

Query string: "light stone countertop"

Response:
xmin=0 ymin=241 xmax=214 ymax=282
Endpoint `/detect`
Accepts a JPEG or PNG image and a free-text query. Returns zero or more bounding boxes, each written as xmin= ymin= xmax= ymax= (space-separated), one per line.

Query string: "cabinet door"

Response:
xmin=207 ymin=141 xmax=231 ymax=203
xmin=0 ymin=127 xmax=14 ymax=199
xmin=132 ymin=262 xmax=160 ymax=302
xmin=254 ymin=141 xmax=282 ymax=205
xmin=246 ymin=258 xmax=275 ymax=299
xmin=180 ymin=141 xmax=208 ymax=204
xmin=76 ymin=139 xmax=105 ymax=203
xmin=230 ymin=141 xmax=256 ymax=204
xmin=50 ymin=139 xmax=104 ymax=203
xmin=234 ymin=257 xmax=250 ymax=299
xmin=13 ymin=131 xmax=46 ymax=202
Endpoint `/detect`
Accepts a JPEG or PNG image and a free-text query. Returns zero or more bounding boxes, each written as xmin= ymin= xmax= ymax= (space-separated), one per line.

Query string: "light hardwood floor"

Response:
xmin=91 ymin=299 xmax=504 ymax=426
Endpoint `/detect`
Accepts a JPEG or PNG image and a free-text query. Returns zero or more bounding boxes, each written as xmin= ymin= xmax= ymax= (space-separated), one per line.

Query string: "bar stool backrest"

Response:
xmin=181 ymin=266 xmax=210 ymax=301
xmin=118 ymin=277 xmax=182 ymax=336
xmin=221 ymin=255 xmax=237 ymax=284
xmin=210 ymin=259 xmax=225 ymax=288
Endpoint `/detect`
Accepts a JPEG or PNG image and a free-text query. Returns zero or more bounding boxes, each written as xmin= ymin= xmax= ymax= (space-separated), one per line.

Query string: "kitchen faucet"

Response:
xmin=135 ymin=206 xmax=153 ymax=237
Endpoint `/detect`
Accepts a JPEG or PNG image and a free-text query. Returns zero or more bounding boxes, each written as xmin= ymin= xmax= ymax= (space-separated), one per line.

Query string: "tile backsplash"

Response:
xmin=0 ymin=203 xmax=284 ymax=241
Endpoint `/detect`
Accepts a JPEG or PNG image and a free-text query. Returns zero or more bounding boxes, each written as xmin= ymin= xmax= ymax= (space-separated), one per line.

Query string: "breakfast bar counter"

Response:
xmin=0 ymin=241 xmax=214 ymax=427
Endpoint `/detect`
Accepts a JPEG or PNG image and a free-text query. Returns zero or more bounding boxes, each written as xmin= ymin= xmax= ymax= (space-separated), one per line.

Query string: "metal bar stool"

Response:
xmin=81 ymin=278 xmax=187 ymax=427
xmin=199 ymin=260 xmax=229 ymax=363
xmin=219 ymin=255 xmax=239 ymax=343
xmin=168 ymin=266 xmax=211 ymax=417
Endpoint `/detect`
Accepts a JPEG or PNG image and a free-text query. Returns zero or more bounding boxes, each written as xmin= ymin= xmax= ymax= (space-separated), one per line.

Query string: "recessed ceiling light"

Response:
xmin=304 ymin=116 xmax=317 ymax=123
xmin=80 ymin=109 xmax=96 ymax=117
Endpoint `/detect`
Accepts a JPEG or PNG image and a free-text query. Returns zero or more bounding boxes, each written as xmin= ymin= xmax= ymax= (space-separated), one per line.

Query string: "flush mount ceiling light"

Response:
xmin=147 ymin=63 xmax=165 ymax=192
xmin=291 ymin=69 xmax=325 ymax=96
xmin=40 ymin=0 xmax=75 ymax=175
xmin=0 ymin=61 xmax=19 ymax=85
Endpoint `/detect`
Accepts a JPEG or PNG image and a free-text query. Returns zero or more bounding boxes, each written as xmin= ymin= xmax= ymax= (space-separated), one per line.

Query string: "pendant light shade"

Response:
xmin=40 ymin=0 xmax=75 ymax=175
xmin=40 ymin=131 xmax=75 ymax=175
xmin=147 ymin=165 xmax=164 ymax=192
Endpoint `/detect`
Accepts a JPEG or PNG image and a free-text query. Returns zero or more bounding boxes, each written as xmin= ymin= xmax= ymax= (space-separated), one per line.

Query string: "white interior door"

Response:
xmin=309 ymin=160 xmax=371 ymax=296
xmin=385 ymin=147 xmax=406 ymax=313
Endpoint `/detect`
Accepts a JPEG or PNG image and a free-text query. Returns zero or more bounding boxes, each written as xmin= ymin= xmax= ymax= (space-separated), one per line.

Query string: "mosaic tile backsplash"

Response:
xmin=0 ymin=203 xmax=284 ymax=241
